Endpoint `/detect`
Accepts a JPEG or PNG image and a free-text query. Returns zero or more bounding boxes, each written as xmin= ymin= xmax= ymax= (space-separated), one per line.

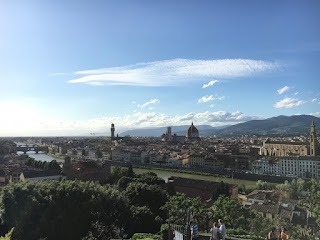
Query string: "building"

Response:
xmin=20 ymin=170 xmax=63 ymax=181
xmin=63 ymin=157 xmax=111 ymax=182
xmin=188 ymin=153 xmax=206 ymax=166
xmin=246 ymin=190 xmax=316 ymax=230
xmin=111 ymin=123 xmax=115 ymax=139
xmin=252 ymin=158 xmax=280 ymax=175
xmin=253 ymin=120 xmax=320 ymax=178
xmin=260 ymin=138 xmax=308 ymax=157
xmin=260 ymin=120 xmax=319 ymax=157
xmin=168 ymin=176 xmax=238 ymax=206
xmin=185 ymin=122 xmax=200 ymax=141
xmin=252 ymin=157 xmax=320 ymax=178
xmin=161 ymin=126 xmax=185 ymax=142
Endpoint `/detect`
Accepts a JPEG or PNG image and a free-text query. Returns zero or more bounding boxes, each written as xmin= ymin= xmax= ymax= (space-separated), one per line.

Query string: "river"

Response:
xmin=16 ymin=142 xmax=64 ymax=163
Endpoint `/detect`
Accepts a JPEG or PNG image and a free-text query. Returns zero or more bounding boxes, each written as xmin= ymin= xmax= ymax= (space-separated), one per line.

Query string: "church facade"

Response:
xmin=260 ymin=120 xmax=319 ymax=157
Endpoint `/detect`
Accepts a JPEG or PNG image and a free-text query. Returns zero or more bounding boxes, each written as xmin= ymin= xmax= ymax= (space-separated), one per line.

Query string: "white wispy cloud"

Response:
xmin=277 ymin=86 xmax=290 ymax=95
xmin=86 ymin=82 xmax=105 ymax=86
xmin=198 ymin=95 xmax=224 ymax=103
xmin=311 ymin=98 xmax=317 ymax=103
xmin=177 ymin=113 xmax=196 ymax=121
xmin=198 ymin=95 xmax=215 ymax=103
xmin=193 ymin=110 xmax=262 ymax=122
xmin=138 ymin=99 xmax=160 ymax=108
xmin=294 ymin=92 xmax=299 ymax=95
xmin=273 ymin=97 xmax=305 ymax=108
xmin=202 ymin=80 xmax=219 ymax=88
xmin=68 ymin=58 xmax=279 ymax=86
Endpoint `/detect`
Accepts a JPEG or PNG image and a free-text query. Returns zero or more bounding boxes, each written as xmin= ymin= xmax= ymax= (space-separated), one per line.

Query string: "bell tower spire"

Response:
xmin=310 ymin=119 xmax=318 ymax=156
xmin=111 ymin=123 xmax=115 ymax=139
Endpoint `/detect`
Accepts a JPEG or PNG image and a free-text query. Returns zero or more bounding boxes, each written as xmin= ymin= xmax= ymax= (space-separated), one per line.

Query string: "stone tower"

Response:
xmin=310 ymin=120 xmax=318 ymax=156
xmin=111 ymin=123 xmax=115 ymax=139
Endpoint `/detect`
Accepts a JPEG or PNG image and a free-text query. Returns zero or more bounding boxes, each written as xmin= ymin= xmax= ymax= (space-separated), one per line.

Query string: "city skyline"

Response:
xmin=1 ymin=1 xmax=320 ymax=136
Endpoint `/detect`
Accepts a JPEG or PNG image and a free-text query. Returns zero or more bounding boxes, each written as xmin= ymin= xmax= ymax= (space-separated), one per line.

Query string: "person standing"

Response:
xmin=280 ymin=228 xmax=289 ymax=240
xmin=210 ymin=222 xmax=220 ymax=240
xmin=268 ymin=227 xmax=278 ymax=240
xmin=218 ymin=219 xmax=226 ymax=240
xmin=190 ymin=221 xmax=199 ymax=240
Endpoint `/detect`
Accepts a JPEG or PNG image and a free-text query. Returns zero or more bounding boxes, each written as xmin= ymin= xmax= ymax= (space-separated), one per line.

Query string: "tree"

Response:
xmin=127 ymin=164 xmax=135 ymax=178
xmin=301 ymin=179 xmax=320 ymax=232
xmin=256 ymin=180 xmax=274 ymax=190
xmin=129 ymin=206 xmax=162 ymax=234
xmin=124 ymin=182 xmax=168 ymax=234
xmin=135 ymin=172 xmax=165 ymax=186
xmin=162 ymin=193 xmax=207 ymax=230
xmin=125 ymin=182 xmax=168 ymax=219
xmin=211 ymin=195 xmax=256 ymax=229
xmin=106 ymin=166 xmax=128 ymax=184
xmin=0 ymin=181 xmax=131 ymax=240
xmin=118 ymin=176 xmax=134 ymax=189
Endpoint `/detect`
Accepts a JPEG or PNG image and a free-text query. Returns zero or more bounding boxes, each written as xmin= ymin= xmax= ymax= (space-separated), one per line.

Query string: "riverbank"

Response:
xmin=47 ymin=152 xmax=65 ymax=161
xmin=131 ymin=166 xmax=259 ymax=189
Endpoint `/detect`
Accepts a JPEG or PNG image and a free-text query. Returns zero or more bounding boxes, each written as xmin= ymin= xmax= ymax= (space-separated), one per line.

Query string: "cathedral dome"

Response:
xmin=186 ymin=122 xmax=200 ymax=139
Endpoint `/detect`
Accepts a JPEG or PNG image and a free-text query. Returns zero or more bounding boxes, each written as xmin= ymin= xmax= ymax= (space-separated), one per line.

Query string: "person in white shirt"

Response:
xmin=210 ymin=222 xmax=220 ymax=240
xmin=218 ymin=219 xmax=226 ymax=240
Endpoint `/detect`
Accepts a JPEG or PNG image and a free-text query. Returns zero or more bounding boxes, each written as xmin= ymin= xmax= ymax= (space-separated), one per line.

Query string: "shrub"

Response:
xmin=132 ymin=233 xmax=162 ymax=240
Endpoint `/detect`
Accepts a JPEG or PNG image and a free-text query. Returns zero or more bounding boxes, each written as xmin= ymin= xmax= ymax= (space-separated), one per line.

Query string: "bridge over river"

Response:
xmin=16 ymin=144 xmax=49 ymax=154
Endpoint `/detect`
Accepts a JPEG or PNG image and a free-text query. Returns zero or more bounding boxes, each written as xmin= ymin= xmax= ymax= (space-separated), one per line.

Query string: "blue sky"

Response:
xmin=0 ymin=0 xmax=319 ymax=136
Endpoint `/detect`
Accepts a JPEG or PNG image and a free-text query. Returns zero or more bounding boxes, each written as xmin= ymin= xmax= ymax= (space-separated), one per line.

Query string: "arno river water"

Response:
xmin=17 ymin=152 xmax=64 ymax=163
xmin=16 ymin=142 xmax=64 ymax=163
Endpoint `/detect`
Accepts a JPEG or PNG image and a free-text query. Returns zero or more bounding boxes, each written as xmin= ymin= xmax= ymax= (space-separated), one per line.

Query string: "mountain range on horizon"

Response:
xmin=119 ymin=115 xmax=320 ymax=137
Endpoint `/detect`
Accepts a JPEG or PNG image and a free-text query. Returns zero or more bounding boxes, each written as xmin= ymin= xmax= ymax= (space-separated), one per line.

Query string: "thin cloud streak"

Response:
xmin=138 ymin=99 xmax=160 ymax=108
xmin=277 ymin=86 xmax=290 ymax=95
xmin=198 ymin=95 xmax=225 ymax=103
xmin=69 ymin=58 xmax=279 ymax=87
xmin=202 ymin=80 xmax=219 ymax=88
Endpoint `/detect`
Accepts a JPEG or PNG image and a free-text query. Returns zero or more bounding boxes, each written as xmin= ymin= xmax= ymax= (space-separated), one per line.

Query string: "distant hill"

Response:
xmin=120 ymin=125 xmax=225 ymax=137
xmin=216 ymin=115 xmax=320 ymax=136
xmin=119 ymin=115 xmax=320 ymax=137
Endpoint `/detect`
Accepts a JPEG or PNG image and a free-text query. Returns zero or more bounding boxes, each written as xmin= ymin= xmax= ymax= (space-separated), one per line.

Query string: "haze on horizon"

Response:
xmin=0 ymin=0 xmax=320 ymax=137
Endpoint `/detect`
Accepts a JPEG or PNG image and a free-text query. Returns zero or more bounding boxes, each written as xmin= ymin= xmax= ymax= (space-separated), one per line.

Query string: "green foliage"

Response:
xmin=160 ymin=224 xmax=169 ymax=239
xmin=211 ymin=181 xmax=230 ymax=201
xmin=132 ymin=233 xmax=162 ymax=240
xmin=0 ymin=181 xmax=131 ymax=240
xmin=125 ymin=182 xmax=168 ymax=218
xmin=127 ymin=164 xmax=135 ymax=178
xmin=0 ymin=228 xmax=13 ymax=240
xmin=211 ymin=195 xmax=256 ymax=229
xmin=162 ymin=193 xmax=207 ymax=229
xmin=255 ymin=180 xmax=274 ymax=190
xmin=129 ymin=206 xmax=162 ymax=234
xmin=25 ymin=158 xmax=61 ymax=171
xmin=125 ymin=181 xmax=168 ymax=235
xmin=106 ymin=166 xmax=128 ymax=184
xmin=301 ymin=179 xmax=320 ymax=229
xmin=118 ymin=176 xmax=134 ymax=189
xmin=135 ymin=172 xmax=165 ymax=186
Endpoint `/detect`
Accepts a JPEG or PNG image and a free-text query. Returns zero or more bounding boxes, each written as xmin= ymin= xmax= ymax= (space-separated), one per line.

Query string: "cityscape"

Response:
xmin=1 ymin=1 xmax=320 ymax=240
